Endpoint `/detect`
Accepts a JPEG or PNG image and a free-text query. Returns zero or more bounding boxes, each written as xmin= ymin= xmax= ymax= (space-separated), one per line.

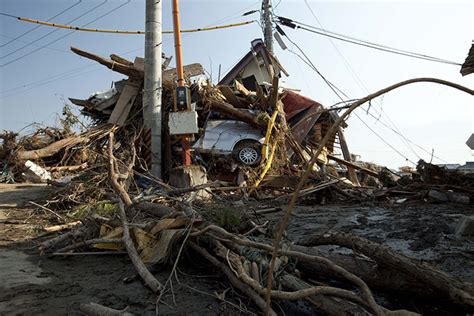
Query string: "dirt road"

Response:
xmin=1 ymin=183 xmax=473 ymax=315
xmin=0 ymin=184 xmax=240 ymax=316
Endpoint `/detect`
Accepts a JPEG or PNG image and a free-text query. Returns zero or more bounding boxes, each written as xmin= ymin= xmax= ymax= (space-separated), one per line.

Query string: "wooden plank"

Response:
xmin=163 ymin=63 xmax=204 ymax=82
xmin=108 ymin=80 xmax=141 ymax=126
xmin=327 ymin=153 xmax=379 ymax=178
xmin=110 ymin=54 xmax=133 ymax=66
xmin=71 ymin=47 xmax=143 ymax=78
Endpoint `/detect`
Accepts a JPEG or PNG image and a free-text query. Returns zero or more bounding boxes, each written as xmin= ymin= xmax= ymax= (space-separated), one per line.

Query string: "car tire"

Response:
xmin=233 ymin=140 xmax=262 ymax=166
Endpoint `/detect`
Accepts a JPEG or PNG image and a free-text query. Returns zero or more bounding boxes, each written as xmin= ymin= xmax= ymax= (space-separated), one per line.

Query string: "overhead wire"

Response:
xmin=0 ymin=0 xmax=108 ymax=60
xmin=280 ymin=28 xmax=417 ymax=164
xmin=1 ymin=1 xmax=262 ymax=98
xmin=0 ymin=0 xmax=82 ymax=48
xmin=302 ymin=0 xmax=425 ymax=162
xmin=0 ymin=33 xmax=70 ymax=54
xmin=276 ymin=15 xmax=461 ymax=66
xmin=1 ymin=15 xmax=255 ymax=35
xmin=0 ymin=0 xmax=132 ymax=68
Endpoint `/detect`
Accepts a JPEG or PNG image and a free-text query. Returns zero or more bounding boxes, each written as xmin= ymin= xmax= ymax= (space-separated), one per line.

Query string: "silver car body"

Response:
xmin=193 ymin=120 xmax=264 ymax=154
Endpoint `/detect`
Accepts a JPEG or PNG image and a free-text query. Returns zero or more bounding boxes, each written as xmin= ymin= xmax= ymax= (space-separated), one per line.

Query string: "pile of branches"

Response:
xmin=36 ymin=129 xmax=474 ymax=316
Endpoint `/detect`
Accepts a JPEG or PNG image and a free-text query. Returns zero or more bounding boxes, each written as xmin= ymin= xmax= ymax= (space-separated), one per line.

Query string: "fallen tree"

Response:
xmin=264 ymin=77 xmax=474 ymax=314
xmin=298 ymin=231 xmax=474 ymax=309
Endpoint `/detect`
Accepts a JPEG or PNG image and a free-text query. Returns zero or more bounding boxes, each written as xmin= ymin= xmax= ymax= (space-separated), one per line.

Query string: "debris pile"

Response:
xmin=1 ymin=39 xmax=474 ymax=315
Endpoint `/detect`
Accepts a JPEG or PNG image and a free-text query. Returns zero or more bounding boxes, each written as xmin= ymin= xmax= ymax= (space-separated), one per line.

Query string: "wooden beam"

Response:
xmin=327 ymin=154 xmax=379 ymax=178
xmin=110 ymin=54 xmax=134 ymax=67
xmin=338 ymin=128 xmax=360 ymax=186
xmin=17 ymin=136 xmax=89 ymax=160
xmin=71 ymin=47 xmax=143 ymax=78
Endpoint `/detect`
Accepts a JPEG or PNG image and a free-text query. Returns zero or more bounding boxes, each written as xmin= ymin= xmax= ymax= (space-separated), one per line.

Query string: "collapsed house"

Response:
xmin=66 ymin=39 xmax=360 ymax=187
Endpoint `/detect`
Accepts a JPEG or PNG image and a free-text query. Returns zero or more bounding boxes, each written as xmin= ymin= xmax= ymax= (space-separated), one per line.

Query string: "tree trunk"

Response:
xmin=297 ymin=232 xmax=474 ymax=309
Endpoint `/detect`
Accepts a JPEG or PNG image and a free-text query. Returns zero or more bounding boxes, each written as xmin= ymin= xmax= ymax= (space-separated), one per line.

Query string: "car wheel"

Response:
xmin=233 ymin=141 xmax=262 ymax=166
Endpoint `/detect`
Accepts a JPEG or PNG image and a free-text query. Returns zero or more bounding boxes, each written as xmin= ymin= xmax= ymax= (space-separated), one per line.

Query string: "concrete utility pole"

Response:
xmin=143 ymin=0 xmax=162 ymax=177
xmin=262 ymin=0 xmax=273 ymax=53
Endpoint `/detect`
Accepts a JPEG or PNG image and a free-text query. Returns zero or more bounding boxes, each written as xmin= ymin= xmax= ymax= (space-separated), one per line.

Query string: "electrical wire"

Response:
xmin=0 ymin=33 xmax=70 ymax=54
xmin=1 ymin=2 xmax=261 ymax=98
xmin=0 ymin=1 xmax=108 ymax=60
xmin=276 ymin=15 xmax=461 ymax=66
xmin=2 ymin=15 xmax=255 ymax=35
xmin=0 ymin=0 xmax=132 ymax=68
xmin=302 ymin=1 xmax=426 ymax=161
xmin=281 ymin=29 xmax=418 ymax=164
xmin=0 ymin=0 xmax=82 ymax=48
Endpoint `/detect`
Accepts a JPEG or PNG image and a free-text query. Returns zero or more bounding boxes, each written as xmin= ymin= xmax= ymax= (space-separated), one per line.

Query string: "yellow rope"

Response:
xmin=16 ymin=17 xmax=255 ymax=34
xmin=251 ymin=110 xmax=279 ymax=191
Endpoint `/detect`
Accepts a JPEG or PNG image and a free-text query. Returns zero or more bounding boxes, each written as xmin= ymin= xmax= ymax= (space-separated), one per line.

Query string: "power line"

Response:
xmin=1 ymin=2 xmax=259 ymax=98
xmin=353 ymin=112 xmax=417 ymax=165
xmin=276 ymin=15 xmax=461 ymax=66
xmin=2 ymin=15 xmax=255 ymax=35
xmin=0 ymin=33 xmax=70 ymax=54
xmin=301 ymin=1 xmax=426 ymax=162
xmin=0 ymin=0 xmax=132 ymax=68
xmin=279 ymin=29 xmax=418 ymax=164
xmin=0 ymin=0 xmax=108 ymax=60
xmin=0 ymin=0 xmax=82 ymax=48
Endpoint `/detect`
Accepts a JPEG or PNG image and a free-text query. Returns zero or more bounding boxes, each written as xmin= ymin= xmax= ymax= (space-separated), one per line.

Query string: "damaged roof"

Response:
xmin=219 ymin=38 xmax=289 ymax=85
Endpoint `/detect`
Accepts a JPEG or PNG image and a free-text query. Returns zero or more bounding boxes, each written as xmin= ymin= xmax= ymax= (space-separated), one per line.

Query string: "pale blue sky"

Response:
xmin=0 ymin=0 xmax=473 ymax=168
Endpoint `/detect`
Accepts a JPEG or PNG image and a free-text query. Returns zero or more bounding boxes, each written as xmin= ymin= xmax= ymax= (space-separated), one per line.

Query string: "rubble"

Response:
xmin=1 ymin=39 xmax=474 ymax=315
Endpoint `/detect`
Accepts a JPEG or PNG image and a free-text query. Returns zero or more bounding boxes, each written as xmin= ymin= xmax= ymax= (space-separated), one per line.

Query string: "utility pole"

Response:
xmin=143 ymin=0 xmax=162 ymax=177
xmin=262 ymin=0 xmax=273 ymax=53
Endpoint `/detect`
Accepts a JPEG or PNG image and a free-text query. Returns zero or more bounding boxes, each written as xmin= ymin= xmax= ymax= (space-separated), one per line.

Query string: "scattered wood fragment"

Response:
xmin=55 ymin=238 xmax=123 ymax=253
xmin=43 ymin=221 xmax=81 ymax=232
xmin=189 ymin=241 xmax=277 ymax=316
xmin=45 ymin=163 xmax=88 ymax=172
xmin=328 ymin=154 xmax=379 ymax=178
xmin=108 ymin=131 xmax=162 ymax=293
xmin=29 ymin=201 xmax=65 ymax=222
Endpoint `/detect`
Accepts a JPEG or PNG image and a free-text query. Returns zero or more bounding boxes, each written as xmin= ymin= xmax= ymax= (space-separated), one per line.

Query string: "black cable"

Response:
xmin=285 ymin=6 xmax=447 ymax=163
xmin=0 ymin=12 xmax=17 ymax=19
xmin=0 ymin=33 xmax=70 ymax=54
xmin=276 ymin=16 xmax=461 ymax=66
xmin=282 ymin=30 xmax=417 ymax=164
xmin=0 ymin=0 xmax=107 ymax=60
xmin=1 ymin=0 xmax=132 ymax=68
xmin=353 ymin=112 xmax=416 ymax=164
xmin=0 ymin=0 xmax=82 ymax=48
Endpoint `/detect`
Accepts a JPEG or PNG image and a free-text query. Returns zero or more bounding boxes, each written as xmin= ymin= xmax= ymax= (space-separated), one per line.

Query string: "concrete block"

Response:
xmin=455 ymin=215 xmax=474 ymax=237
xmin=169 ymin=165 xmax=209 ymax=199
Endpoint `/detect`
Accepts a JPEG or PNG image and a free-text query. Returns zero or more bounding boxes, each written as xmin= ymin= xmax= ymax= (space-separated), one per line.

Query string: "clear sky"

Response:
xmin=0 ymin=0 xmax=473 ymax=168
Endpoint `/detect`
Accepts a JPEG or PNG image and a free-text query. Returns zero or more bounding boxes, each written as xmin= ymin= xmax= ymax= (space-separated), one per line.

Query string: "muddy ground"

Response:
xmin=0 ymin=183 xmax=473 ymax=315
